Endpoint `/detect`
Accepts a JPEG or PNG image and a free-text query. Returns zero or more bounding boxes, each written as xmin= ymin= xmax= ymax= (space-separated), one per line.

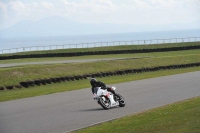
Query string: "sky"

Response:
xmin=0 ymin=0 xmax=200 ymax=30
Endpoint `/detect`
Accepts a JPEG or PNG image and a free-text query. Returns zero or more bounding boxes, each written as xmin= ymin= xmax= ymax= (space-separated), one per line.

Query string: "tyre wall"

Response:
xmin=1 ymin=62 xmax=200 ymax=90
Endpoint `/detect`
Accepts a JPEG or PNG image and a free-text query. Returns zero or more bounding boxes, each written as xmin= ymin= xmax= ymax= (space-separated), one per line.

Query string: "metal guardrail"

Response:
xmin=0 ymin=37 xmax=199 ymax=54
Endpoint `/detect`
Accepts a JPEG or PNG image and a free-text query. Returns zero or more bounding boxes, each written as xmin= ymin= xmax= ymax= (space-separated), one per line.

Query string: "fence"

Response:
xmin=0 ymin=37 xmax=200 ymax=54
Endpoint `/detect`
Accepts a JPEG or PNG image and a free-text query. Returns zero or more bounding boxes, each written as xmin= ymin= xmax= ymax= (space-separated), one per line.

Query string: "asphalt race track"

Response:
xmin=0 ymin=71 xmax=200 ymax=133
xmin=0 ymin=58 xmax=123 ymax=68
xmin=0 ymin=57 xmax=152 ymax=68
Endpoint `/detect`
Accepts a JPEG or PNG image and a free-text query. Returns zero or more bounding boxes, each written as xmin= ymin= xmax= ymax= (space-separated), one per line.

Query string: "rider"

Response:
xmin=90 ymin=78 xmax=116 ymax=96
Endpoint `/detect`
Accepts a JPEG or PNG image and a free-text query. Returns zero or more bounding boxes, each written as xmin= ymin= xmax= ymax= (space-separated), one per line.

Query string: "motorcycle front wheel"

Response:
xmin=98 ymin=96 xmax=111 ymax=110
xmin=115 ymin=94 xmax=126 ymax=107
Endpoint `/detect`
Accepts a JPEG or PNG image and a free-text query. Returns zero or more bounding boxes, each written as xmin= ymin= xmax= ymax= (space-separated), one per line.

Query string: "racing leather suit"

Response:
xmin=91 ymin=81 xmax=115 ymax=95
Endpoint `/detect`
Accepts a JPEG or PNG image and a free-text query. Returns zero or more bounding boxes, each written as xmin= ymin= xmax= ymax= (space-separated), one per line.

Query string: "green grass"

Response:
xmin=0 ymin=66 xmax=200 ymax=102
xmin=1 ymin=42 xmax=199 ymax=133
xmin=0 ymin=48 xmax=200 ymax=102
xmin=0 ymin=53 xmax=200 ymax=86
xmin=73 ymin=96 xmax=200 ymax=133
xmin=0 ymin=49 xmax=199 ymax=64
xmin=1 ymin=42 xmax=199 ymax=56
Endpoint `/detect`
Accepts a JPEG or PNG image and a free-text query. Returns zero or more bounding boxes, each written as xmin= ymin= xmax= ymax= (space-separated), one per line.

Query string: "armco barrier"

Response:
xmin=1 ymin=62 xmax=200 ymax=90
xmin=0 ymin=37 xmax=199 ymax=54
xmin=0 ymin=45 xmax=200 ymax=60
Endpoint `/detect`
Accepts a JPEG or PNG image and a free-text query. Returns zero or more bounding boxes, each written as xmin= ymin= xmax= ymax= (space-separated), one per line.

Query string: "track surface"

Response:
xmin=0 ymin=57 xmax=151 ymax=68
xmin=0 ymin=71 xmax=200 ymax=133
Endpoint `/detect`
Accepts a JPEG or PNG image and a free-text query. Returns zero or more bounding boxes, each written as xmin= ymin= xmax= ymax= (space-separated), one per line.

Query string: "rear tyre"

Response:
xmin=115 ymin=94 xmax=126 ymax=107
xmin=98 ymin=96 xmax=110 ymax=110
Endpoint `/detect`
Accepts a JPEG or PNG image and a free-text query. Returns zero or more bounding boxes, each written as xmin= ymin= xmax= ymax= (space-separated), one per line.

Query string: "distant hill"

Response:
xmin=0 ymin=16 xmax=200 ymax=38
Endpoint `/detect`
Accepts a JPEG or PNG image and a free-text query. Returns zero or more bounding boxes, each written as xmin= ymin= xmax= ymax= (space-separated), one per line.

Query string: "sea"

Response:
xmin=0 ymin=29 xmax=200 ymax=54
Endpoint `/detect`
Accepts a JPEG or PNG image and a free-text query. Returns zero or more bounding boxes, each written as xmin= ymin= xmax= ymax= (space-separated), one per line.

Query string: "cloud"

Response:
xmin=0 ymin=1 xmax=7 ymax=12
xmin=91 ymin=0 xmax=114 ymax=7
xmin=0 ymin=1 xmax=59 ymax=29
xmin=41 ymin=1 xmax=55 ymax=9
xmin=0 ymin=1 xmax=7 ymax=19
xmin=61 ymin=0 xmax=115 ymax=14
xmin=131 ymin=0 xmax=152 ymax=9
xmin=4 ymin=1 xmax=57 ymax=20
xmin=148 ymin=0 xmax=176 ymax=7
xmin=0 ymin=0 xmax=199 ymax=30
xmin=8 ymin=1 xmax=30 ymax=16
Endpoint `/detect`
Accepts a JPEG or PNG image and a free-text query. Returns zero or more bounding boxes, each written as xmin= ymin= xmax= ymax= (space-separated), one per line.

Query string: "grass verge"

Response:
xmin=0 ymin=66 xmax=200 ymax=102
xmin=73 ymin=96 xmax=200 ymax=133
xmin=0 ymin=54 xmax=200 ymax=86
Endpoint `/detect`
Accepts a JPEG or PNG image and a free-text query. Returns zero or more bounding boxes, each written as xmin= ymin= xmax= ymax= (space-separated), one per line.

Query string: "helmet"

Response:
xmin=90 ymin=78 xmax=97 ymax=86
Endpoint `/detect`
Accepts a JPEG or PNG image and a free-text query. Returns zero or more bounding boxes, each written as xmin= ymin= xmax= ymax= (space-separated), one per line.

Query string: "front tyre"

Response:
xmin=115 ymin=94 xmax=126 ymax=107
xmin=98 ymin=96 xmax=110 ymax=110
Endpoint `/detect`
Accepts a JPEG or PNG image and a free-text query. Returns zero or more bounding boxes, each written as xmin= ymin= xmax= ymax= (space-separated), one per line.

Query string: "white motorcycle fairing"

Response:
xmin=93 ymin=87 xmax=124 ymax=109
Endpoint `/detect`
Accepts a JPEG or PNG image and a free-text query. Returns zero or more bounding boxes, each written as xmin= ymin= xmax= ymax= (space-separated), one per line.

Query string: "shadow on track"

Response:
xmin=78 ymin=106 xmax=121 ymax=112
xmin=78 ymin=108 xmax=105 ymax=112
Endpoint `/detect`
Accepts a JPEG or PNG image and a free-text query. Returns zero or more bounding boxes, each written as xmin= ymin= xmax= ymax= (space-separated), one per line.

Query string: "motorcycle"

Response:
xmin=93 ymin=86 xmax=126 ymax=109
